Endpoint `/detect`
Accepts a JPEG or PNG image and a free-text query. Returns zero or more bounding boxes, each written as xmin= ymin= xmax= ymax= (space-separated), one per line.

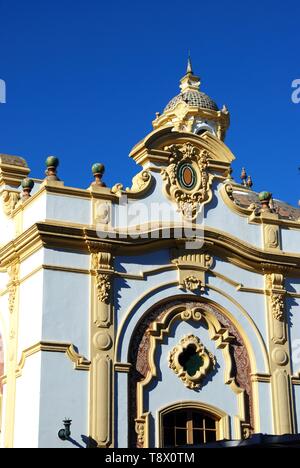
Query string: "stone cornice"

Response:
xmin=1 ymin=221 xmax=300 ymax=275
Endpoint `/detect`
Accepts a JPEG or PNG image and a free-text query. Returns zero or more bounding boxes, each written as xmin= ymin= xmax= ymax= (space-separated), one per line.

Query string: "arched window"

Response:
xmin=196 ymin=128 xmax=209 ymax=136
xmin=162 ymin=408 xmax=218 ymax=447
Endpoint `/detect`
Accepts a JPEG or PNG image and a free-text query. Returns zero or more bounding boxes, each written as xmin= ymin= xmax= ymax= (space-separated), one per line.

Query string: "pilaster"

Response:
xmin=89 ymin=248 xmax=114 ymax=447
xmin=4 ymin=260 xmax=20 ymax=447
xmin=265 ymin=273 xmax=295 ymax=434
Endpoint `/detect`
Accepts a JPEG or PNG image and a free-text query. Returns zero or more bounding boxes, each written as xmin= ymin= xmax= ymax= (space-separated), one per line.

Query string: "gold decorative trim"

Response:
xmin=4 ymin=259 xmax=20 ymax=447
xmin=2 ymin=222 xmax=300 ymax=278
xmin=114 ymin=362 xmax=132 ymax=373
xmin=2 ymin=191 xmax=20 ymax=216
xmin=168 ymin=334 xmax=216 ymax=389
xmin=134 ymin=302 xmax=252 ymax=445
xmin=251 ymin=373 xmax=272 ymax=383
xmin=161 ymin=143 xmax=213 ymax=219
xmin=89 ymin=250 xmax=114 ymax=447
xmin=220 ymin=182 xmax=300 ymax=230
xmin=264 ymin=273 xmax=295 ymax=434
xmin=1 ymin=342 xmax=90 ymax=385
xmin=158 ymin=401 xmax=230 ymax=447
xmin=126 ymin=170 xmax=153 ymax=196
xmin=181 ymin=276 xmax=204 ymax=292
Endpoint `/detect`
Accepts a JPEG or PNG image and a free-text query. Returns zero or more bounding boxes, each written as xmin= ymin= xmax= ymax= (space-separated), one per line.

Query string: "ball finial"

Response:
xmin=21 ymin=178 xmax=34 ymax=200
xmin=91 ymin=163 xmax=106 ymax=187
xmin=45 ymin=156 xmax=60 ymax=180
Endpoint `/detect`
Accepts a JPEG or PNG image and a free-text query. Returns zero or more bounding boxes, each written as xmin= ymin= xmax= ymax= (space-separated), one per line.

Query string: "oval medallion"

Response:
xmin=178 ymin=163 xmax=197 ymax=190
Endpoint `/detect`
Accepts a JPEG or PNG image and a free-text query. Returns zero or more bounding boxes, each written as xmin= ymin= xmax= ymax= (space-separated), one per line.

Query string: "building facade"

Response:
xmin=0 ymin=62 xmax=300 ymax=448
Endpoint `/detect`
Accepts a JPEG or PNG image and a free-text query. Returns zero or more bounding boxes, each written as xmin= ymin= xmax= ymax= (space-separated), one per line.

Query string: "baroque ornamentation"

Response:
xmin=7 ymin=263 xmax=20 ymax=314
xmin=168 ymin=334 xmax=216 ymax=390
xmin=271 ymin=293 xmax=285 ymax=321
xmin=161 ymin=143 xmax=213 ymax=220
xmin=2 ymin=190 xmax=20 ymax=216
xmin=96 ymin=273 xmax=111 ymax=303
xmin=135 ymin=417 xmax=147 ymax=448
xmin=126 ymin=170 xmax=152 ymax=194
xmin=182 ymin=276 xmax=204 ymax=292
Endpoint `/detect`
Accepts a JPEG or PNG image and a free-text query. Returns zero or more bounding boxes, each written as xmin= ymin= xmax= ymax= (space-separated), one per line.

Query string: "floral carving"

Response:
xmin=182 ymin=276 xmax=204 ymax=292
xmin=8 ymin=263 xmax=19 ymax=314
xmin=168 ymin=334 xmax=216 ymax=390
xmin=271 ymin=293 xmax=285 ymax=321
xmin=2 ymin=190 xmax=20 ymax=216
xmin=161 ymin=143 xmax=212 ymax=220
xmin=96 ymin=273 xmax=111 ymax=303
xmin=135 ymin=417 xmax=146 ymax=448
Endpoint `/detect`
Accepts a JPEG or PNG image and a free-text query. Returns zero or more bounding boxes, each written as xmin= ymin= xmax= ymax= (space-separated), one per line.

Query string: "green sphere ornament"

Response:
xmin=46 ymin=156 xmax=59 ymax=168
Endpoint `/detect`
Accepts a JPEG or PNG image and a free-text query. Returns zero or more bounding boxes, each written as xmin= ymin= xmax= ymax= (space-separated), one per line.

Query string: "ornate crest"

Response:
xmin=168 ymin=334 xmax=216 ymax=389
xmin=161 ymin=143 xmax=213 ymax=219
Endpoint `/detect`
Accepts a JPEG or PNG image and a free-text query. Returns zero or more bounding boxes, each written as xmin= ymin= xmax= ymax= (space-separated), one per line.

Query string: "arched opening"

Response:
xmin=128 ymin=298 xmax=254 ymax=447
xmin=195 ymin=128 xmax=209 ymax=136
xmin=162 ymin=408 xmax=218 ymax=447
xmin=158 ymin=401 xmax=229 ymax=448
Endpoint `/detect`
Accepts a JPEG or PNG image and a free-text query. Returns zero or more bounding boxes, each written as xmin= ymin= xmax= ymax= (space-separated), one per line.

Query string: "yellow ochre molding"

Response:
xmin=1 ymin=341 xmax=90 ymax=385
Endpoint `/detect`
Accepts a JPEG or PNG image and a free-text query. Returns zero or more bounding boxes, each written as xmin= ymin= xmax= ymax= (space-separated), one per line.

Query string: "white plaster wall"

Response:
xmin=43 ymin=248 xmax=90 ymax=270
xmin=281 ymin=228 xmax=300 ymax=255
xmin=115 ymin=372 xmax=129 ymax=448
xmin=14 ymin=353 xmax=42 ymax=448
xmin=285 ymin=292 xmax=300 ymax=375
xmin=208 ymin=259 xmax=268 ymax=347
xmin=22 ymin=194 xmax=47 ymax=232
xmin=20 ymin=248 xmax=44 ymax=279
xmin=38 ymin=352 xmax=89 ymax=448
xmin=0 ymin=195 xmax=15 ymax=244
xmin=46 ymin=193 xmax=91 ymax=225
xmin=18 ymin=270 xmax=44 ymax=360
xmin=205 ymin=183 xmax=262 ymax=248
xmin=293 ymin=386 xmax=300 ymax=433
xmin=255 ymin=382 xmax=273 ymax=434
xmin=115 ymin=250 xmax=171 ymax=276
xmin=42 ymin=270 xmax=89 ymax=358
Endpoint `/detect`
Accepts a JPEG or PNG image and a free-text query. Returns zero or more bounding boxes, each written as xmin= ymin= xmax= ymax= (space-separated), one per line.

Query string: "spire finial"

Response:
xmin=186 ymin=51 xmax=193 ymax=74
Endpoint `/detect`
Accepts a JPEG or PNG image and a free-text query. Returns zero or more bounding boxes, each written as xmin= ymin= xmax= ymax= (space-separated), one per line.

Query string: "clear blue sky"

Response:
xmin=1 ymin=0 xmax=299 ymax=205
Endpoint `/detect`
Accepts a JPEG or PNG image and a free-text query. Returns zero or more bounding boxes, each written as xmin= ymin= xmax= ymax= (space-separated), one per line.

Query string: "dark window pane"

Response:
xmin=164 ymin=413 xmax=175 ymax=427
xmin=193 ymin=429 xmax=205 ymax=445
xmin=178 ymin=345 xmax=203 ymax=377
xmin=205 ymin=430 xmax=217 ymax=443
xmin=175 ymin=410 xmax=188 ymax=427
xmin=163 ymin=426 xmax=175 ymax=447
xmin=175 ymin=428 xmax=187 ymax=446
xmin=193 ymin=412 xmax=204 ymax=428
xmin=205 ymin=417 xmax=216 ymax=429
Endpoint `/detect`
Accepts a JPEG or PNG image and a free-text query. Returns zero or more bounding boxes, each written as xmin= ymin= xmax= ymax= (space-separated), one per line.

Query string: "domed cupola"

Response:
xmin=153 ymin=57 xmax=230 ymax=140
